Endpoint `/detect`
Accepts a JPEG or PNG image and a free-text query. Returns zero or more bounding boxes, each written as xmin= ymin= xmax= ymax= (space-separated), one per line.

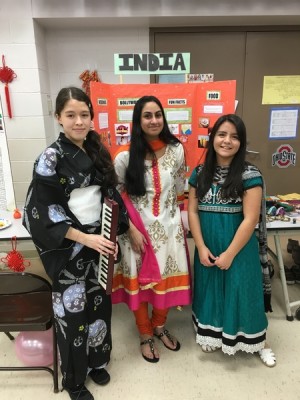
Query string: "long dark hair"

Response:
xmin=125 ymin=95 xmax=180 ymax=196
xmin=197 ymin=114 xmax=247 ymax=199
xmin=55 ymin=87 xmax=117 ymax=190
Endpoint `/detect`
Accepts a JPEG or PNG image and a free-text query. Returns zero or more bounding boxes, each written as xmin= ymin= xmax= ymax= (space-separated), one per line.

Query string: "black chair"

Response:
xmin=0 ymin=271 xmax=59 ymax=393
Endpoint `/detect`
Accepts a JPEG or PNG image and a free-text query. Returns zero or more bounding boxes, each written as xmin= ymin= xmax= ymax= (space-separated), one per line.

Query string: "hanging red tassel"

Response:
xmin=0 ymin=55 xmax=17 ymax=118
xmin=1 ymin=236 xmax=30 ymax=272
xmin=4 ymin=84 xmax=12 ymax=118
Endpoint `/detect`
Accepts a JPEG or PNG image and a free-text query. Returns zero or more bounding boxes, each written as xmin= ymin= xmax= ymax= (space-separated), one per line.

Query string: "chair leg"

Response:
xmin=5 ymin=332 xmax=14 ymax=340
xmin=52 ymin=326 xmax=59 ymax=393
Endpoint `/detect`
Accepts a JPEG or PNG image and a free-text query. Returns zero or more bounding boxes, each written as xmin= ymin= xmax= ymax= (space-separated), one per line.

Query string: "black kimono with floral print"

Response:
xmin=23 ymin=132 xmax=128 ymax=388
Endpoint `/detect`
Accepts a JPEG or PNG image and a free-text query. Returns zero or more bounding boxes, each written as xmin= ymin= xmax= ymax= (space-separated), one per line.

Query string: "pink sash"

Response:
xmin=121 ymin=192 xmax=161 ymax=287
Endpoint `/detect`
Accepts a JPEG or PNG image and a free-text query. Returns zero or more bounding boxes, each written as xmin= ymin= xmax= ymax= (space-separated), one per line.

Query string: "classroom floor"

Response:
xmin=1 ymin=237 xmax=300 ymax=400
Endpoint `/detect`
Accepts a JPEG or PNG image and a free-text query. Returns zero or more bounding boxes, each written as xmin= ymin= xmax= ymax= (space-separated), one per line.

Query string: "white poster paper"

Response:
xmin=0 ymin=96 xmax=16 ymax=210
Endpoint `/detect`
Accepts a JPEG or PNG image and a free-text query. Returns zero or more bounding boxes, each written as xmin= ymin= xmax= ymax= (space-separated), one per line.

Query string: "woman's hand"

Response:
xmin=114 ymin=242 xmax=119 ymax=260
xmin=128 ymin=224 xmax=148 ymax=254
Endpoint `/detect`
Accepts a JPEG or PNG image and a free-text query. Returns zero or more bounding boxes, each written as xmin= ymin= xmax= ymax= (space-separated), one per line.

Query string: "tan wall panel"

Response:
xmin=152 ymin=28 xmax=300 ymax=194
xmin=243 ymin=31 xmax=300 ymax=194
xmin=152 ymin=31 xmax=246 ymax=113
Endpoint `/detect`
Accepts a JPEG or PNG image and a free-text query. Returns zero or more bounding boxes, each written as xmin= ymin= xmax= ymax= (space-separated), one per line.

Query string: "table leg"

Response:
xmin=273 ymin=234 xmax=294 ymax=321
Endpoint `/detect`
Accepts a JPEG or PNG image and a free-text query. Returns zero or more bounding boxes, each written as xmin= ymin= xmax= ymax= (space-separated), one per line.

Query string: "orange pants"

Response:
xmin=133 ymin=302 xmax=169 ymax=336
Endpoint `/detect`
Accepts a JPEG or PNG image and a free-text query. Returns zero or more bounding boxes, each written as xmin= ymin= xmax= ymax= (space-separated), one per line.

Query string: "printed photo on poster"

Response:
xmin=116 ymin=136 xmax=131 ymax=146
xmin=188 ymin=74 xmax=214 ymax=83
xmin=115 ymin=123 xmax=131 ymax=146
xmin=168 ymin=124 xmax=179 ymax=135
xmin=198 ymin=135 xmax=209 ymax=148
xmin=199 ymin=117 xmax=210 ymax=128
xmin=181 ymin=124 xmax=192 ymax=135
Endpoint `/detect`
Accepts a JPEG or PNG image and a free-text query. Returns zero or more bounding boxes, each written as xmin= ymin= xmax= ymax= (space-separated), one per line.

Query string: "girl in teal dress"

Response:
xmin=188 ymin=114 xmax=276 ymax=367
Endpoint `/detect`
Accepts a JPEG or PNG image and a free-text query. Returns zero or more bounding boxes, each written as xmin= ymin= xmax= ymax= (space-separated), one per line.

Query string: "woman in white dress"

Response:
xmin=112 ymin=95 xmax=192 ymax=363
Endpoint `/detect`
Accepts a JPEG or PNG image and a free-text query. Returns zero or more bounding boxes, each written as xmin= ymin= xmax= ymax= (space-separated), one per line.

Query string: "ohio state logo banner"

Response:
xmin=272 ymin=144 xmax=296 ymax=168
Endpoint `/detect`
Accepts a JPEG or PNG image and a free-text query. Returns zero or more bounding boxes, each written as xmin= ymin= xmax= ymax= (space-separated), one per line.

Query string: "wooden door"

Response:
xmin=151 ymin=30 xmax=246 ymax=110
xmin=151 ymin=28 xmax=300 ymax=194
xmin=243 ymin=31 xmax=300 ymax=195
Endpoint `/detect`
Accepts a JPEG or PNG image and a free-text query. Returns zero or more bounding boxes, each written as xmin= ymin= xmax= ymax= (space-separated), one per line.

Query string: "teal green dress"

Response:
xmin=189 ymin=164 xmax=268 ymax=355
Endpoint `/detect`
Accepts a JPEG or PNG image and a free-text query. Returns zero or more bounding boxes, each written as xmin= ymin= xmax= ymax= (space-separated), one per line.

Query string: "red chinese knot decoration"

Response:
xmin=0 ymin=55 xmax=17 ymax=118
xmin=1 ymin=236 xmax=30 ymax=272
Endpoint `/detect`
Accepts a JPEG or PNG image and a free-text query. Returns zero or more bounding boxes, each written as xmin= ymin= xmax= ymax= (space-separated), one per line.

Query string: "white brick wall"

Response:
xmin=0 ymin=11 xmax=149 ymax=206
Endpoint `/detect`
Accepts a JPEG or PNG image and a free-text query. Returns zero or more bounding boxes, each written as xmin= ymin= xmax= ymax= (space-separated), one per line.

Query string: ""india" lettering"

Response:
xmin=114 ymin=53 xmax=190 ymax=75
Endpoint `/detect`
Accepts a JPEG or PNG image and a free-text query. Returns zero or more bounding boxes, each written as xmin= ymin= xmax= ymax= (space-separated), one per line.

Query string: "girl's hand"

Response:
xmin=114 ymin=242 xmax=119 ymax=260
xmin=198 ymin=245 xmax=216 ymax=267
xmin=128 ymin=225 xmax=148 ymax=254
xmin=82 ymin=233 xmax=116 ymax=256
xmin=213 ymin=252 xmax=234 ymax=270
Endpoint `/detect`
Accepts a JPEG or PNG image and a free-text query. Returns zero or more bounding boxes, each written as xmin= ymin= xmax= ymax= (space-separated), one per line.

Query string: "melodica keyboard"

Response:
xmin=98 ymin=197 xmax=119 ymax=294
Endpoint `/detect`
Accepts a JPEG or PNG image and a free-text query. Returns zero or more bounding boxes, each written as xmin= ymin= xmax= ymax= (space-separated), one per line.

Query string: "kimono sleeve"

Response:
xmin=23 ymin=148 xmax=76 ymax=250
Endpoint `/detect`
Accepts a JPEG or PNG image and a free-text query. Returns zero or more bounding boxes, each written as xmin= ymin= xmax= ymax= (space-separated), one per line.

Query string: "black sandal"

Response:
xmin=140 ymin=338 xmax=159 ymax=363
xmin=154 ymin=329 xmax=181 ymax=351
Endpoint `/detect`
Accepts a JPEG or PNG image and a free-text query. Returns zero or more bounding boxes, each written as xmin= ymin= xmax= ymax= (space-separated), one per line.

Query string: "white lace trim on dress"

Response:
xmin=196 ymin=334 xmax=265 ymax=355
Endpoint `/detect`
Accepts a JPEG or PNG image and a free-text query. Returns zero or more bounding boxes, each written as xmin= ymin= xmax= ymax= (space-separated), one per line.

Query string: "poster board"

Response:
xmin=90 ymin=81 xmax=236 ymax=177
xmin=0 ymin=96 xmax=15 ymax=210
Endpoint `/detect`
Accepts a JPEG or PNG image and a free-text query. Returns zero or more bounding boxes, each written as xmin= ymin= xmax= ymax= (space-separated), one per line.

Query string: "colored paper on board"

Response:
xmin=262 ymin=76 xmax=300 ymax=105
xmin=90 ymin=80 xmax=236 ymax=177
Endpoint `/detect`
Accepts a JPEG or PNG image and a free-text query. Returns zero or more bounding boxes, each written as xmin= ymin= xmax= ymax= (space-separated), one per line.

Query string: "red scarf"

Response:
xmin=114 ymin=139 xmax=166 ymax=159
xmin=148 ymin=139 xmax=166 ymax=152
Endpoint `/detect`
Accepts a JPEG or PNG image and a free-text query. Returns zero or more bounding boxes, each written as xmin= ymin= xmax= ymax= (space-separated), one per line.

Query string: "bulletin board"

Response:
xmin=90 ymin=80 xmax=236 ymax=176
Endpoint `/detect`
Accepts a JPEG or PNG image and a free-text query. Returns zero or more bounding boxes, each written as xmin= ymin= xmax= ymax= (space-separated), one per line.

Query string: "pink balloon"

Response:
xmin=15 ymin=329 xmax=54 ymax=367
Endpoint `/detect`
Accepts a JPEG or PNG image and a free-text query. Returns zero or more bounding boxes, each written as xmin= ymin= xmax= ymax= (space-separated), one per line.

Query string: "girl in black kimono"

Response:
xmin=23 ymin=87 xmax=128 ymax=400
